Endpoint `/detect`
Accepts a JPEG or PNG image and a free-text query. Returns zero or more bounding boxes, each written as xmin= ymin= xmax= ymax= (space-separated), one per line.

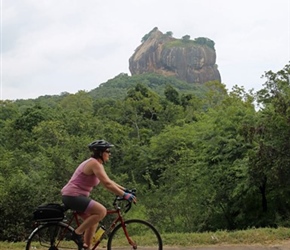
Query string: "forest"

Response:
xmin=1 ymin=63 xmax=290 ymax=242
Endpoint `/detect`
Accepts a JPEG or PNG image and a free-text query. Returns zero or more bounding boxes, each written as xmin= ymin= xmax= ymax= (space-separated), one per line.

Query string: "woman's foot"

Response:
xmin=71 ymin=231 xmax=88 ymax=250
xmin=83 ymin=243 xmax=89 ymax=249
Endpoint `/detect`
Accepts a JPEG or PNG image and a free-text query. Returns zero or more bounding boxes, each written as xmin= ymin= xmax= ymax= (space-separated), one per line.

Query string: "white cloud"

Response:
xmin=1 ymin=0 xmax=289 ymax=100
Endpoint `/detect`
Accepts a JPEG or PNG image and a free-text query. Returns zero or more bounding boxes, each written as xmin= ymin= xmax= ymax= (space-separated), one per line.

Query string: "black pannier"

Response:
xmin=33 ymin=203 xmax=65 ymax=222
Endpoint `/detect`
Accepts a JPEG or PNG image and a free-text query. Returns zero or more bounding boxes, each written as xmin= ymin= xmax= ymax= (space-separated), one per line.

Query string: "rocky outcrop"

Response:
xmin=129 ymin=28 xmax=221 ymax=84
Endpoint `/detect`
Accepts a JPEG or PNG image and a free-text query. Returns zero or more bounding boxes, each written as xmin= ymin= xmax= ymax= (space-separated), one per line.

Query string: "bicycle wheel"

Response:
xmin=26 ymin=222 xmax=77 ymax=250
xmin=107 ymin=219 xmax=162 ymax=250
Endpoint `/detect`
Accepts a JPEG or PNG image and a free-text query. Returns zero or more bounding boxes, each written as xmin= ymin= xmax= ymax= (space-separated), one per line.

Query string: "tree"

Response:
xmin=13 ymin=105 xmax=50 ymax=132
xmin=2 ymin=62 xmax=290 ymax=240
xmin=194 ymin=37 xmax=215 ymax=49
xmin=165 ymin=31 xmax=173 ymax=37
xmin=246 ymin=63 xmax=290 ymax=225
xmin=182 ymin=35 xmax=190 ymax=42
xmin=145 ymin=84 xmax=257 ymax=231
xmin=164 ymin=85 xmax=180 ymax=105
xmin=122 ymin=84 xmax=163 ymax=139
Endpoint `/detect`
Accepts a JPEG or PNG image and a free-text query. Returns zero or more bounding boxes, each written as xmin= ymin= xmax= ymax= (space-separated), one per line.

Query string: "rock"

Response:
xmin=129 ymin=28 xmax=221 ymax=84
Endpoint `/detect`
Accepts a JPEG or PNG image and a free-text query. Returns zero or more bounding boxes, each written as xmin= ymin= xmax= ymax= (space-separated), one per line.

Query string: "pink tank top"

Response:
xmin=61 ymin=158 xmax=100 ymax=197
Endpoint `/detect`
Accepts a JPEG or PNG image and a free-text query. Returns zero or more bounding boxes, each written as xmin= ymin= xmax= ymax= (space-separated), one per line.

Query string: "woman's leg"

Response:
xmin=62 ymin=196 xmax=106 ymax=248
xmin=75 ymin=200 xmax=107 ymax=248
xmin=84 ymin=223 xmax=98 ymax=248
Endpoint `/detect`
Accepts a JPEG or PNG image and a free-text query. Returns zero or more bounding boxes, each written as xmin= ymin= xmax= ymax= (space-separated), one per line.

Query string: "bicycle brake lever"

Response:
xmin=124 ymin=202 xmax=132 ymax=213
xmin=130 ymin=189 xmax=137 ymax=196
xmin=113 ymin=196 xmax=121 ymax=206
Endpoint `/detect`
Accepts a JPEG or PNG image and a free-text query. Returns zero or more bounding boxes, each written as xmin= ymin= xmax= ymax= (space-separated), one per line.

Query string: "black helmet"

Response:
xmin=88 ymin=140 xmax=114 ymax=151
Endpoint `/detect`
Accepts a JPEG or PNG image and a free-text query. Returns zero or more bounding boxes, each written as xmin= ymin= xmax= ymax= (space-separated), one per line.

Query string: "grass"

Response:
xmin=161 ymin=227 xmax=290 ymax=246
xmin=1 ymin=227 xmax=290 ymax=249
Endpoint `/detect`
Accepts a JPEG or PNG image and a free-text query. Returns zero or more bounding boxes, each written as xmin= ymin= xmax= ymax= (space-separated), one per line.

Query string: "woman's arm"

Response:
xmin=91 ymin=161 xmax=124 ymax=196
xmin=112 ymin=181 xmax=126 ymax=191
xmin=88 ymin=159 xmax=136 ymax=202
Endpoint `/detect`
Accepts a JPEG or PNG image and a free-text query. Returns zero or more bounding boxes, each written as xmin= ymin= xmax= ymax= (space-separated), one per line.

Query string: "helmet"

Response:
xmin=88 ymin=140 xmax=114 ymax=151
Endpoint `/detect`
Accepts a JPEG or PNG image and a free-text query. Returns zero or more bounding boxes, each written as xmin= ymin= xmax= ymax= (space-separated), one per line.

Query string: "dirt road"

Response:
xmin=164 ymin=244 xmax=290 ymax=250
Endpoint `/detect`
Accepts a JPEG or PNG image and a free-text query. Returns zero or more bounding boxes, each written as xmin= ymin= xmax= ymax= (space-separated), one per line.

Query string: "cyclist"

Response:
xmin=61 ymin=139 xmax=136 ymax=250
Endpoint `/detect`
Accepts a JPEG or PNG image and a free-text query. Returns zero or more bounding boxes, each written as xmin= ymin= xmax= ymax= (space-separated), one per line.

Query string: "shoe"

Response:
xmin=82 ymin=244 xmax=89 ymax=250
xmin=71 ymin=231 xmax=85 ymax=250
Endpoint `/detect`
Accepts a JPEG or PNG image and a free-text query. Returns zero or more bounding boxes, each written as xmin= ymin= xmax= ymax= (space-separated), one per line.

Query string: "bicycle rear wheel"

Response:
xmin=26 ymin=222 xmax=76 ymax=250
xmin=107 ymin=219 xmax=162 ymax=250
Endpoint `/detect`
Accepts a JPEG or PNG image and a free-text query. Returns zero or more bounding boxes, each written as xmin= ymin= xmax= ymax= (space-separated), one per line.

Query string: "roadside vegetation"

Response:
xmin=1 ymin=63 xmax=290 ymax=243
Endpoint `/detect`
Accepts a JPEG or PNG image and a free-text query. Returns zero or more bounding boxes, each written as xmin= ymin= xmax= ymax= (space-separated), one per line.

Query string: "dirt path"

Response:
xmin=164 ymin=248 xmax=285 ymax=250
xmin=164 ymin=247 xmax=288 ymax=250
xmin=164 ymin=243 xmax=290 ymax=250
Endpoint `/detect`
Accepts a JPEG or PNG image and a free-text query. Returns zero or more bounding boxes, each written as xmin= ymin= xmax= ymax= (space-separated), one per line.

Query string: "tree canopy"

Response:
xmin=1 ymin=63 xmax=290 ymax=241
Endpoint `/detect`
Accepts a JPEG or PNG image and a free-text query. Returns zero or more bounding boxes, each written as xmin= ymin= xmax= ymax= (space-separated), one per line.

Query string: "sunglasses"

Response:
xmin=104 ymin=149 xmax=111 ymax=153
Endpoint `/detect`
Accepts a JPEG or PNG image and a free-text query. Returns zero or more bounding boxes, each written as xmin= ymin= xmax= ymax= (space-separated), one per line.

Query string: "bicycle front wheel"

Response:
xmin=107 ymin=219 xmax=162 ymax=250
xmin=26 ymin=222 xmax=76 ymax=250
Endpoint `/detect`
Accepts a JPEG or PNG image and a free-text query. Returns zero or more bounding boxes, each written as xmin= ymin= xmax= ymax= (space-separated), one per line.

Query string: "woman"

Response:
xmin=61 ymin=139 xmax=136 ymax=249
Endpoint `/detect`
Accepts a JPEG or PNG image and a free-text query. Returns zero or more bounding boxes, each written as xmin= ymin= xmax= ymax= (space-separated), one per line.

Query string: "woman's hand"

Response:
xmin=123 ymin=192 xmax=137 ymax=203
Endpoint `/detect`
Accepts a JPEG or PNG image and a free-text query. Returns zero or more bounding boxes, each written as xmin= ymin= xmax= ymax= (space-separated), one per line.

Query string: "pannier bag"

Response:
xmin=33 ymin=203 xmax=65 ymax=222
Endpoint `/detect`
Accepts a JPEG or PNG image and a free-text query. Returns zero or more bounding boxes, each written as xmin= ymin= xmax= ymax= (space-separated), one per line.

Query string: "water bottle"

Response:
xmin=92 ymin=226 xmax=105 ymax=244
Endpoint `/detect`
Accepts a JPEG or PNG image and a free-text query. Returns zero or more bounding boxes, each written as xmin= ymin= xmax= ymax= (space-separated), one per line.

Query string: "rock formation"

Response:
xmin=129 ymin=28 xmax=221 ymax=84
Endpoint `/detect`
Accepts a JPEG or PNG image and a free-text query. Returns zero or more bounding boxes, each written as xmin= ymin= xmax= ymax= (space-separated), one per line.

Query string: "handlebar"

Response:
xmin=112 ymin=189 xmax=136 ymax=213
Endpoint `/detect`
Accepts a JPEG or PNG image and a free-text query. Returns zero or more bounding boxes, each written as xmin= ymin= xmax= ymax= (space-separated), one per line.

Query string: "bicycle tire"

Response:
xmin=26 ymin=221 xmax=76 ymax=250
xmin=107 ymin=219 xmax=163 ymax=250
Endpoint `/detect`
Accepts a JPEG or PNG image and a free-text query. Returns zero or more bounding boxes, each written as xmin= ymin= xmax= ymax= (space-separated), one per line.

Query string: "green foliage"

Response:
xmin=141 ymin=27 xmax=158 ymax=43
xmin=141 ymin=33 xmax=150 ymax=43
xmin=1 ymin=63 xmax=290 ymax=242
xmin=13 ymin=105 xmax=50 ymax=132
xmin=0 ymin=100 xmax=19 ymax=121
xmin=0 ymin=170 xmax=55 ymax=241
xmin=165 ymin=36 xmax=215 ymax=50
xmin=194 ymin=37 xmax=215 ymax=50
xmin=246 ymin=63 xmax=290 ymax=225
xmin=165 ymin=31 xmax=173 ymax=37
xmin=89 ymin=73 xmax=206 ymax=100
xmin=182 ymin=35 xmax=190 ymax=42
xmin=164 ymin=85 xmax=180 ymax=105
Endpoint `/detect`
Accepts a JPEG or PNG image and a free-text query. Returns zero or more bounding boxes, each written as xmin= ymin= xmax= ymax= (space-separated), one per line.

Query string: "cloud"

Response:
xmin=1 ymin=0 xmax=289 ymax=100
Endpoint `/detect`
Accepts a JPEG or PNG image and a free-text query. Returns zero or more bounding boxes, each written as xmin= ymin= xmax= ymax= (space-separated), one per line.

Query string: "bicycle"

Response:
xmin=26 ymin=190 xmax=163 ymax=250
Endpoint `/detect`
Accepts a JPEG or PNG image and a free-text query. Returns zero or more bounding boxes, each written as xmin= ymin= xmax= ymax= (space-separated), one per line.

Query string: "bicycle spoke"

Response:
xmin=107 ymin=219 xmax=162 ymax=250
xmin=26 ymin=223 xmax=78 ymax=250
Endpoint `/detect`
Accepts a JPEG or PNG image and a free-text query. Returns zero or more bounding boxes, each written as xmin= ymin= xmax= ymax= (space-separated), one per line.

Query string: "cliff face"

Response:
xmin=129 ymin=28 xmax=221 ymax=84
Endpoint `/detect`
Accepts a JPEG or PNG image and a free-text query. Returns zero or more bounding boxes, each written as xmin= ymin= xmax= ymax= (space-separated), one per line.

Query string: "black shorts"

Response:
xmin=62 ymin=195 xmax=92 ymax=213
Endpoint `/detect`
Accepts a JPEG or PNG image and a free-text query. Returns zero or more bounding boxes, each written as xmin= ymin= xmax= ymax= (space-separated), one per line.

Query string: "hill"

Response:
xmin=89 ymin=72 xmax=209 ymax=100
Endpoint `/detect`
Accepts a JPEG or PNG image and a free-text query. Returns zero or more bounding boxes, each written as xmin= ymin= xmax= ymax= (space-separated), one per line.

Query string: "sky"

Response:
xmin=1 ymin=0 xmax=290 ymax=101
